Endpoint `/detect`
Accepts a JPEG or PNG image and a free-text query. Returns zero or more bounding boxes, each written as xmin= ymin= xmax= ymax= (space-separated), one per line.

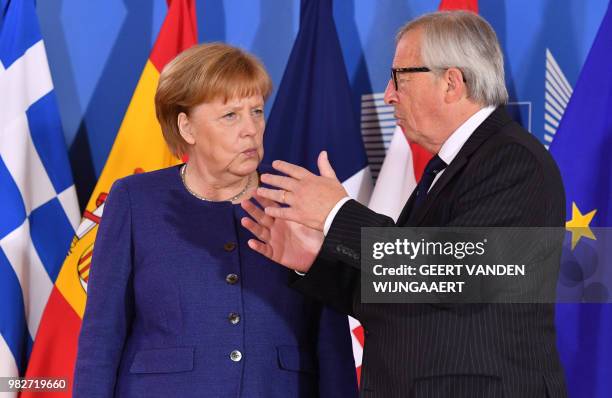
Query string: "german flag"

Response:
xmin=22 ymin=1 xmax=197 ymax=396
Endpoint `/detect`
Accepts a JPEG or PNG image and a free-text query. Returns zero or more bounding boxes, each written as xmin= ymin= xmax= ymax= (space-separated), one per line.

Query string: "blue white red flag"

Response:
xmin=262 ymin=0 xmax=372 ymax=381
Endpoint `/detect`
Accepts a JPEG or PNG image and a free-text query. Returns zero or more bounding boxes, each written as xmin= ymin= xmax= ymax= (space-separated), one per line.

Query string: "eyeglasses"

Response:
xmin=390 ymin=67 xmax=431 ymax=91
xmin=390 ymin=66 xmax=467 ymax=91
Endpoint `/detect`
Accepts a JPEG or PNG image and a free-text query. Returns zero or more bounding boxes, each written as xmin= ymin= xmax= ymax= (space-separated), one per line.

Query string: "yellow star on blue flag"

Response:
xmin=565 ymin=202 xmax=597 ymax=250
xmin=549 ymin=3 xmax=612 ymax=397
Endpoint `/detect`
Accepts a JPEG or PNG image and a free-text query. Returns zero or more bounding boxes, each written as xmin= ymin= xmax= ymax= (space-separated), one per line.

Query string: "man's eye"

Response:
xmin=398 ymin=77 xmax=410 ymax=86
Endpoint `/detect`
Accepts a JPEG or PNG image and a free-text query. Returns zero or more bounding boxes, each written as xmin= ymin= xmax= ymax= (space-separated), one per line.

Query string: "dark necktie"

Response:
xmin=412 ymin=154 xmax=447 ymax=210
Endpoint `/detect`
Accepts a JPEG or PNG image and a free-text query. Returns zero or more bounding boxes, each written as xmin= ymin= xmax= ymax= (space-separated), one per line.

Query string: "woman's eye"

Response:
xmin=223 ymin=112 xmax=237 ymax=120
xmin=252 ymin=108 xmax=264 ymax=117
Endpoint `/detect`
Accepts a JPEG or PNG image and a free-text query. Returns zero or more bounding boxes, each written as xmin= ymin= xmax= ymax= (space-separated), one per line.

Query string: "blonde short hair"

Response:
xmin=155 ymin=42 xmax=273 ymax=158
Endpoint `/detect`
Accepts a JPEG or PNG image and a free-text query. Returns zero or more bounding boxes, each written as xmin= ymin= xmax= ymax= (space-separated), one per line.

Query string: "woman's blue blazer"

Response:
xmin=73 ymin=165 xmax=358 ymax=397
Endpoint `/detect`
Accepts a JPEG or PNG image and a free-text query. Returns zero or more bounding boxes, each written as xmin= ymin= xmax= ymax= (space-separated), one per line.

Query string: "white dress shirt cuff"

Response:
xmin=324 ymin=196 xmax=351 ymax=236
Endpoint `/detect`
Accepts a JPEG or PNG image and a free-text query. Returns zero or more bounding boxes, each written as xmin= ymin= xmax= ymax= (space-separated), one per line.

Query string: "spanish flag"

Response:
xmin=22 ymin=1 xmax=197 ymax=395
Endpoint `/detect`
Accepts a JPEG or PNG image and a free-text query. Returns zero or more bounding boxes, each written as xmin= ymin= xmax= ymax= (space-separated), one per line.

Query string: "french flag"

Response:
xmin=262 ymin=0 xmax=372 ymax=381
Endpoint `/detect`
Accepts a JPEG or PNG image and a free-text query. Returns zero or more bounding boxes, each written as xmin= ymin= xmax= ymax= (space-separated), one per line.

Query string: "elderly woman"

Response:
xmin=73 ymin=43 xmax=358 ymax=398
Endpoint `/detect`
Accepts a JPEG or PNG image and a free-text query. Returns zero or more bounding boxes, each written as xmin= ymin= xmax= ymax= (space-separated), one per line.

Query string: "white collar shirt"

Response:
xmin=429 ymin=105 xmax=496 ymax=191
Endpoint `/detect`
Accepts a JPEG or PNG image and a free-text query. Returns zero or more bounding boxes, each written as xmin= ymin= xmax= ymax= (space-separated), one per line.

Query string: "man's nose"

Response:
xmin=383 ymin=79 xmax=398 ymax=105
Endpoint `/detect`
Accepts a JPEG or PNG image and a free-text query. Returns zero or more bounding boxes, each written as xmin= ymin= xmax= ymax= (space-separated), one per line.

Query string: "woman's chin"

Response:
xmin=235 ymin=157 xmax=260 ymax=175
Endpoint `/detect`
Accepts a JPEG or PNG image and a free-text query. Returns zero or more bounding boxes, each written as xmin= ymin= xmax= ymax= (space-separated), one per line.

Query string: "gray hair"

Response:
xmin=397 ymin=11 xmax=508 ymax=106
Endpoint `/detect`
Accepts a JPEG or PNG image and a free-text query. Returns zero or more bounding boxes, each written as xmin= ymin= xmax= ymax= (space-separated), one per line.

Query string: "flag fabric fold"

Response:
xmin=368 ymin=126 xmax=417 ymax=220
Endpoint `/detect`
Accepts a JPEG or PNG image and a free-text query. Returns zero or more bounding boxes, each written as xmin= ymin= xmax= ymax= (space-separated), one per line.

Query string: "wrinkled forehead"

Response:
xmin=393 ymin=28 xmax=423 ymax=67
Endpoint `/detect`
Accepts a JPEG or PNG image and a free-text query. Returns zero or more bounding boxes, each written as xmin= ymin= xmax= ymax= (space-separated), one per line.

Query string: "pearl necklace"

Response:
xmin=180 ymin=164 xmax=252 ymax=202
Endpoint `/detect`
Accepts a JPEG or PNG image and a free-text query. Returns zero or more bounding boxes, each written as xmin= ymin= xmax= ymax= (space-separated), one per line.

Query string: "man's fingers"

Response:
xmin=257 ymin=187 xmax=286 ymax=203
xmin=247 ymin=238 xmax=274 ymax=260
xmin=264 ymin=205 xmax=287 ymax=220
xmin=260 ymin=174 xmax=297 ymax=192
xmin=264 ymin=205 xmax=302 ymax=224
xmin=241 ymin=217 xmax=271 ymax=242
xmin=271 ymin=160 xmax=310 ymax=179
xmin=252 ymin=193 xmax=280 ymax=209
xmin=241 ymin=199 xmax=273 ymax=228
xmin=317 ymin=150 xmax=338 ymax=180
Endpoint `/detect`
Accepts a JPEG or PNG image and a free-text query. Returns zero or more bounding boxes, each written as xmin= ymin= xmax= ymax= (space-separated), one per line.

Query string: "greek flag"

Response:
xmin=0 ymin=0 xmax=79 ymax=383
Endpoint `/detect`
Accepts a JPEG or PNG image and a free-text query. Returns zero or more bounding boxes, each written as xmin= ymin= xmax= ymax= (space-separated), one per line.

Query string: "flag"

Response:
xmin=550 ymin=2 xmax=612 ymax=397
xmin=368 ymin=126 xmax=418 ymax=220
xmin=262 ymin=0 xmax=371 ymax=383
xmin=263 ymin=0 xmax=372 ymax=203
xmin=0 ymin=0 xmax=79 ymax=391
xmin=368 ymin=0 xmax=478 ymax=220
xmin=22 ymin=1 xmax=197 ymax=395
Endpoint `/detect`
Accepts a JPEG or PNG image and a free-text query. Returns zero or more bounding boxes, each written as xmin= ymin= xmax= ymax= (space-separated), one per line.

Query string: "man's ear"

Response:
xmin=177 ymin=112 xmax=196 ymax=145
xmin=444 ymin=67 xmax=467 ymax=104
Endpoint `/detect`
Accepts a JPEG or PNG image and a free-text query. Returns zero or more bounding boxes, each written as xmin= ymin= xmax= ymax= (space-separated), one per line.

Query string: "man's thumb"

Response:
xmin=317 ymin=151 xmax=338 ymax=179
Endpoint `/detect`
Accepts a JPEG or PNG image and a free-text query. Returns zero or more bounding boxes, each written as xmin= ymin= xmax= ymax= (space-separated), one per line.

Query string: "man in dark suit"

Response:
xmin=241 ymin=10 xmax=567 ymax=398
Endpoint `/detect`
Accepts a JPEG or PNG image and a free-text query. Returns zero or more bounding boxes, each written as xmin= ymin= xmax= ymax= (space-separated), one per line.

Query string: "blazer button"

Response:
xmin=226 ymin=273 xmax=239 ymax=284
xmin=228 ymin=312 xmax=241 ymax=325
xmin=224 ymin=242 xmax=236 ymax=252
xmin=230 ymin=350 xmax=242 ymax=362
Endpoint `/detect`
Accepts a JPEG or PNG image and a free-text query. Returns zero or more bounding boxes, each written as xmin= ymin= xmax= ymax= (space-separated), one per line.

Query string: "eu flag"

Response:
xmin=550 ymin=2 xmax=612 ymax=397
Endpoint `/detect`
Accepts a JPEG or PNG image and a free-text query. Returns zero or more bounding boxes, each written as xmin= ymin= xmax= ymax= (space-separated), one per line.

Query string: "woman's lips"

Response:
xmin=242 ymin=148 xmax=258 ymax=157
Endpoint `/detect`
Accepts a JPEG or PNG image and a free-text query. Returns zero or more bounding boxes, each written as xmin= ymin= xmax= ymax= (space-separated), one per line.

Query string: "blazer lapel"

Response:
xmin=407 ymin=156 xmax=467 ymax=225
xmin=397 ymin=107 xmax=514 ymax=226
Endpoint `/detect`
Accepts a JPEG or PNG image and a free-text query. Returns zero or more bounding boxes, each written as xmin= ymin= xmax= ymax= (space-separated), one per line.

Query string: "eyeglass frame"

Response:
xmin=390 ymin=66 xmax=466 ymax=91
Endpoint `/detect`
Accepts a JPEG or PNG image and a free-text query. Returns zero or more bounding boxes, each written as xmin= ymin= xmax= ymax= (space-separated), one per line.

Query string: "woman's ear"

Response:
xmin=177 ymin=112 xmax=196 ymax=145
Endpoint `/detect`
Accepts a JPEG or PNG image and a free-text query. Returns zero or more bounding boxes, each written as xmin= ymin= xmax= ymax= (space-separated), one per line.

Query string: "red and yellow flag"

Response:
xmin=23 ymin=1 xmax=197 ymax=395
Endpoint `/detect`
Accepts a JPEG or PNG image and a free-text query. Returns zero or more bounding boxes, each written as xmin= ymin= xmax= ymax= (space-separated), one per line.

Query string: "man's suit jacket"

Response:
xmin=291 ymin=107 xmax=568 ymax=398
xmin=73 ymin=165 xmax=358 ymax=398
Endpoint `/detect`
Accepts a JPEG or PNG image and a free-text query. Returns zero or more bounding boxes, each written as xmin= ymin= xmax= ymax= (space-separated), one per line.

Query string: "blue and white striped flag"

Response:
xmin=0 ymin=0 xmax=79 ymax=384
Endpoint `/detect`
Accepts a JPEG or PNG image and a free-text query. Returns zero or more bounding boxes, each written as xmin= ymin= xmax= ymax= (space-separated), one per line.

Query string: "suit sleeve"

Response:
xmin=73 ymin=179 xmax=135 ymax=398
xmin=316 ymin=307 xmax=359 ymax=397
xmin=291 ymin=200 xmax=395 ymax=315
xmin=292 ymin=143 xmax=562 ymax=309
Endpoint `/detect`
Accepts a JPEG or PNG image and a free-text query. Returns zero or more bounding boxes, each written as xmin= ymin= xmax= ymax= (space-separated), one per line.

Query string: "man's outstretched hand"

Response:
xmin=241 ymin=194 xmax=323 ymax=273
xmin=256 ymin=151 xmax=348 ymax=231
